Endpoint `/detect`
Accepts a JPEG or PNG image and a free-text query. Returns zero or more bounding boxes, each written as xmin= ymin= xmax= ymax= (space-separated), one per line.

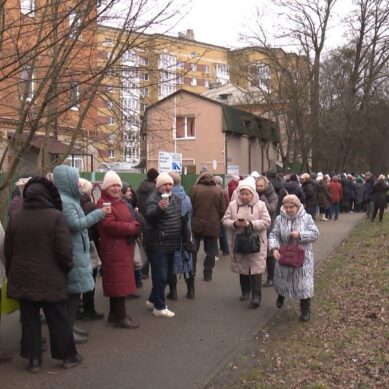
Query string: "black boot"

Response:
xmin=167 ymin=274 xmax=178 ymax=301
xmin=300 ymin=298 xmax=311 ymax=322
xmin=239 ymin=274 xmax=250 ymax=301
xmin=186 ymin=273 xmax=195 ymax=299
xmin=250 ymin=274 xmax=262 ymax=308
xmin=276 ymin=295 xmax=285 ymax=309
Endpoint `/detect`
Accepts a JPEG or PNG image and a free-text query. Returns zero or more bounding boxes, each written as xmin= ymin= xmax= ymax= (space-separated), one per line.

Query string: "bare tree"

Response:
xmin=0 ymin=0 xmax=179 ymax=206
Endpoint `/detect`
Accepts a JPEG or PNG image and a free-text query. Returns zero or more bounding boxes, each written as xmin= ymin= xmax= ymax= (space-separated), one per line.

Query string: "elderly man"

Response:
xmin=300 ymin=173 xmax=318 ymax=220
xmin=143 ymin=173 xmax=182 ymax=318
xmin=189 ymin=172 xmax=226 ymax=281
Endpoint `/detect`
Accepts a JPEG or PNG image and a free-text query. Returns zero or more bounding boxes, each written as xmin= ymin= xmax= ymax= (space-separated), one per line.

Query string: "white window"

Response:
xmin=108 ymin=100 xmax=114 ymax=110
xmin=175 ymin=116 xmax=195 ymax=139
xmin=249 ymin=62 xmax=271 ymax=89
xmin=108 ymin=150 xmax=115 ymax=158
xmin=20 ymin=65 xmax=35 ymax=101
xmin=21 ymin=0 xmax=35 ymax=16
xmin=103 ymin=38 xmax=113 ymax=46
xmin=177 ymin=75 xmax=184 ymax=84
xmin=140 ymin=102 xmax=149 ymax=113
xmin=141 ymin=87 xmax=149 ymax=97
xmin=70 ymin=80 xmax=80 ymax=109
xmin=107 ymin=67 xmax=114 ymax=76
xmin=158 ymin=54 xmax=176 ymax=70
xmin=204 ymin=80 xmax=209 ymax=88
xmin=65 ymin=156 xmax=84 ymax=171
xmin=191 ymin=63 xmax=197 ymax=71
xmin=176 ymin=61 xmax=184 ymax=69
xmin=140 ymin=57 xmax=149 ymax=66
xmin=69 ymin=11 xmax=81 ymax=40
xmin=108 ymin=116 xmax=115 ymax=126
xmin=191 ymin=78 xmax=197 ymax=86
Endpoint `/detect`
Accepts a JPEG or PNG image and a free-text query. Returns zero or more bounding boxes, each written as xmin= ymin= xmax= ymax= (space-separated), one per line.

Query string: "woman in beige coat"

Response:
xmin=223 ymin=179 xmax=271 ymax=308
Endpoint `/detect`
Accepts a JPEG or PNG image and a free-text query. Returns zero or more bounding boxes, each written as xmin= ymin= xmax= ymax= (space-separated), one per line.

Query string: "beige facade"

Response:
xmin=144 ymin=90 xmax=279 ymax=175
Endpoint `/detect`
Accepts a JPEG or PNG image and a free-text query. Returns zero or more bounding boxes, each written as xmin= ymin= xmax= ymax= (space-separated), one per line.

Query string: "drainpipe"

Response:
xmin=224 ymin=132 xmax=227 ymax=175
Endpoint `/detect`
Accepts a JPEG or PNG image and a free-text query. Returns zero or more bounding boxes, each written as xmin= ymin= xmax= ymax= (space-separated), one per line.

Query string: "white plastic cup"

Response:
xmin=103 ymin=202 xmax=111 ymax=207
xmin=161 ymin=193 xmax=170 ymax=202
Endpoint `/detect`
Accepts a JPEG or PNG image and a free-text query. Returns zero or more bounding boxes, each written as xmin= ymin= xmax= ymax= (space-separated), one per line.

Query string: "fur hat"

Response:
xmin=282 ymin=194 xmax=302 ymax=208
xmin=102 ymin=171 xmax=122 ymax=190
xmin=147 ymin=168 xmax=159 ymax=181
xmin=250 ymin=170 xmax=260 ymax=178
xmin=237 ymin=178 xmax=256 ymax=195
xmin=169 ymin=172 xmax=181 ymax=185
xmin=378 ymin=174 xmax=385 ymax=181
xmin=156 ymin=172 xmax=174 ymax=188
xmin=78 ymin=178 xmax=92 ymax=194
xmin=289 ymin=174 xmax=299 ymax=182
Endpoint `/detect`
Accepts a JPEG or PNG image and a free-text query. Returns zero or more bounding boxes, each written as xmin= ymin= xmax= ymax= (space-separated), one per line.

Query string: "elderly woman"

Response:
xmin=269 ymin=195 xmax=319 ymax=322
xmin=222 ymin=179 xmax=271 ymax=308
xmin=97 ymin=171 xmax=141 ymax=328
xmin=371 ymin=175 xmax=389 ymax=222
xmin=5 ymin=177 xmax=81 ymax=372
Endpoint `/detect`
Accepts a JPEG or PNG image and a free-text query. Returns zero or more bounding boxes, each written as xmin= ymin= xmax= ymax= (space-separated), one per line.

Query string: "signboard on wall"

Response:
xmin=227 ymin=165 xmax=239 ymax=175
xmin=159 ymin=151 xmax=182 ymax=173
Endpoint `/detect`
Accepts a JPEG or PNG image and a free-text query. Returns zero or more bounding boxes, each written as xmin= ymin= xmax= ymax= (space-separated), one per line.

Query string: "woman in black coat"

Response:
xmin=371 ymin=175 xmax=389 ymax=222
xmin=4 ymin=177 xmax=82 ymax=373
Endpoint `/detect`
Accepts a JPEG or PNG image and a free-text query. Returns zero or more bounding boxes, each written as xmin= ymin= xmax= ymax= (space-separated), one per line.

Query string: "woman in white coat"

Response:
xmin=223 ymin=179 xmax=271 ymax=308
xmin=268 ymin=195 xmax=319 ymax=321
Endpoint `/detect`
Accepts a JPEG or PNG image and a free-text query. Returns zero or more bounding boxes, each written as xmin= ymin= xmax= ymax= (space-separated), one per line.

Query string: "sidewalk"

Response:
xmin=0 ymin=213 xmax=364 ymax=389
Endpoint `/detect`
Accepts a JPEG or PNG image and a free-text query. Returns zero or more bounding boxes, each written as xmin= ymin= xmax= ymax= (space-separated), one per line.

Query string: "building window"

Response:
xmin=65 ymin=156 xmax=84 ymax=170
xmin=204 ymin=80 xmax=209 ymax=88
xmin=107 ymin=84 xmax=114 ymax=93
xmin=249 ymin=63 xmax=271 ymax=89
xmin=108 ymin=100 xmax=114 ymax=110
xmin=70 ymin=80 xmax=80 ymax=109
xmin=144 ymin=73 xmax=149 ymax=81
xmin=177 ymin=61 xmax=184 ymax=69
xmin=103 ymin=37 xmax=113 ymax=46
xmin=176 ymin=116 xmax=195 ymax=139
xmin=191 ymin=63 xmax=197 ymax=71
xmin=108 ymin=150 xmax=115 ymax=158
xmin=21 ymin=0 xmax=35 ymax=16
xmin=191 ymin=78 xmax=197 ymax=86
xmin=141 ymin=87 xmax=149 ymax=97
xmin=108 ymin=116 xmax=115 ymax=126
xmin=177 ymin=75 xmax=184 ymax=84
xmin=204 ymin=65 xmax=209 ymax=74
xmin=140 ymin=57 xmax=149 ymax=66
xmin=20 ymin=65 xmax=35 ymax=101
xmin=69 ymin=11 xmax=82 ymax=40
xmin=140 ymin=102 xmax=149 ymax=113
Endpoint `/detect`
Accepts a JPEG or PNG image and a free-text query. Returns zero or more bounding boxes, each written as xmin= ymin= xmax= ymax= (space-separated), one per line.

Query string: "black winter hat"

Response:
xmin=147 ymin=168 xmax=159 ymax=181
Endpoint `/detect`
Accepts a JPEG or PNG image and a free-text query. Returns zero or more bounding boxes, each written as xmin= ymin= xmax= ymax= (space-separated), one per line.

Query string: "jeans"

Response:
xmin=218 ymin=225 xmax=230 ymax=255
xmin=193 ymin=235 xmax=219 ymax=278
xmin=329 ymin=202 xmax=340 ymax=220
xmin=146 ymin=250 xmax=175 ymax=310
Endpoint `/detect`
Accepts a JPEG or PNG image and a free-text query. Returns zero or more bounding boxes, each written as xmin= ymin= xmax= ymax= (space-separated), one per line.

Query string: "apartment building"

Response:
xmin=0 ymin=0 xmax=100 ymax=174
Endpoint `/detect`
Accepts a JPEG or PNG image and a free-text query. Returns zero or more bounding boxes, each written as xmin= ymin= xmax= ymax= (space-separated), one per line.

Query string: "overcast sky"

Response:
xmin=168 ymin=0 xmax=354 ymax=51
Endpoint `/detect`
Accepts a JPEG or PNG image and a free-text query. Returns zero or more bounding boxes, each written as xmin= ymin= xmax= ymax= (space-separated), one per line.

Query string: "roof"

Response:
xmin=145 ymin=89 xmax=279 ymax=142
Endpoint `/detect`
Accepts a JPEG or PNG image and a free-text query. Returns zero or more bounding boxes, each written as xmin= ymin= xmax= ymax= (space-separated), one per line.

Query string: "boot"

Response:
xmin=186 ymin=273 xmax=195 ymax=299
xmin=249 ymin=274 xmax=262 ymax=308
xmin=300 ymin=298 xmax=311 ymax=322
xmin=239 ymin=274 xmax=250 ymax=301
xmin=320 ymin=214 xmax=328 ymax=221
xmin=167 ymin=274 xmax=178 ymax=301
xmin=276 ymin=295 xmax=285 ymax=309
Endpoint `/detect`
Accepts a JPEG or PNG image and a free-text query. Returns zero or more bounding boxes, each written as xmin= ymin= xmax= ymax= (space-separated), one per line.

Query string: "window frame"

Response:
xmin=175 ymin=116 xmax=196 ymax=140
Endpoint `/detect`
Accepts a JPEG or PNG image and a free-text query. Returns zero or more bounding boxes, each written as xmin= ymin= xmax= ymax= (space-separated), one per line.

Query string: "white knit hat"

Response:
xmin=237 ymin=178 xmax=256 ymax=195
xmin=156 ymin=172 xmax=174 ymax=188
xmin=102 ymin=171 xmax=122 ymax=190
xmin=78 ymin=178 xmax=93 ymax=194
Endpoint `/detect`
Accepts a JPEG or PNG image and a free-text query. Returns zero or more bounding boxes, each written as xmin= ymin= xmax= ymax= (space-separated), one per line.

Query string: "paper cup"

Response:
xmin=161 ymin=193 xmax=170 ymax=202
xmin=103 ymin=202 xmax=111 ymax=207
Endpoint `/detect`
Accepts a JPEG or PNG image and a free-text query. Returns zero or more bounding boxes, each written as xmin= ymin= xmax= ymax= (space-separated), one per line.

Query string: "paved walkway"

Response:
xmin=0 ymin=213 xmax=365 ymax=389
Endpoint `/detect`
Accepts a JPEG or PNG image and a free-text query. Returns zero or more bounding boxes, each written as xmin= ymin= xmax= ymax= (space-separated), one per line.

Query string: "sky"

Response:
xmin=167 ymin=0 xmax=355 ymax=51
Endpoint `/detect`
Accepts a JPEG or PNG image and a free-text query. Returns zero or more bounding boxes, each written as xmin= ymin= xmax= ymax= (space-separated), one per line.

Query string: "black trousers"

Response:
xmin=193 ymin=235 xmax=218 ymax=277
xmin=82 ymin=268 xmax=97 ymax=314
xmin=109 ymin=297 xmax=127 ymax=322
xmin=19 ymin=299 xmax=77 ymax=360
xmin=67 ymin=293 xmax=81 ymax=328
xmin=372 ymin=205 xmax=385 ymax=222
xmin=265 ymin=255 xmax=275 ymax=281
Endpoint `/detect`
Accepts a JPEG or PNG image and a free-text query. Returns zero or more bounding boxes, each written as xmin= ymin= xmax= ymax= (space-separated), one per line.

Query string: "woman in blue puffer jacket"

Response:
xmin=53 ymin=165 xmax=109 ymax=341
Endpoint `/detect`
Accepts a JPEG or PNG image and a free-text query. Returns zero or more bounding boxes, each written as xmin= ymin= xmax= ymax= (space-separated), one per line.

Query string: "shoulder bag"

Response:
xmin=234 ymin=223 xmax=261 ymax=254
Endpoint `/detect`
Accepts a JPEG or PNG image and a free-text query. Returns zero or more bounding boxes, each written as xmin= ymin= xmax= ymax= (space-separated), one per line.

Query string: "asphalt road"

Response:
xmin=0 ymin=212 xmax=365 ymax=389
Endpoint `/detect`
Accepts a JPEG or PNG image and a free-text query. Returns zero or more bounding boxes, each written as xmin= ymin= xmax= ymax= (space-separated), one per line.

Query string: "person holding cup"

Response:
xmin=143 ymin=172 xmax=182 ymax=318
xmin=97 ymin=171 xmax=141 ymax=328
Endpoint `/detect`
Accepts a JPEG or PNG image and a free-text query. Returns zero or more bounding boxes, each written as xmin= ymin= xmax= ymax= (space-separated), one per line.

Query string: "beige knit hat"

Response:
xmin=102 ymin=170 xmax=122 ymax=190
xmin=156 ymin=172 xmax=173 ymax=188
xmin=282 ymin=194 xmax=302 ymax=208
xmin=78 ymin=178 xmax=93 ymax=194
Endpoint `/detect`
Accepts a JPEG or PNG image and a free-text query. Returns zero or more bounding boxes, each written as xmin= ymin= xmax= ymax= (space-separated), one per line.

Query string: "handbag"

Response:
xmin=279 ymin=240 xmax=305 ymax=268
xmin=133 ymin=238 xmax=148 ymax=271
xmin=234 ymin=223 xmax=261 ymax=254
xmin=90 ymin=241 xmax=102 ymax=269
xmin=1 ymin=279 xmax=20 ymax=315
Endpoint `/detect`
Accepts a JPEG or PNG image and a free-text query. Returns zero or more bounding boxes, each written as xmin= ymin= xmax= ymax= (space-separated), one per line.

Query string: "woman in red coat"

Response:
xmin=328 ymin=175 xmax=343 ymax=221
xmin=97 ymin=171 xmax=141 ymax=329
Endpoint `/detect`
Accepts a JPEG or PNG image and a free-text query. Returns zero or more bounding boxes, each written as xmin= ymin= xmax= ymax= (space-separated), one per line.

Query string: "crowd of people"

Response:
xmin=0 ymin=166 xmax=387 ymax=373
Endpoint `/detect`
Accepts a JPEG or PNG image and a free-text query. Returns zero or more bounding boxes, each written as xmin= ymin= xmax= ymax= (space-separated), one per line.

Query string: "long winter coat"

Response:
xmin=372 ymin=180 xmax=389 ymax=208
xmin=283 ymin=181 xmax=305 ymax=204
xmin=143 ymin=190 xmax=182 ymax=253
xmin=136 ymin=178 xmax=156 ymax=216
xmin=257 ymin=182 xmax=278 ymax=233
xmin=190 ymin=173 xmax=226 ymax=237
xmin=317 ymin=180 xmax=331 ymax=209
xmin=53 ymin=165 xmax=105 ymax=294
xmin=328 ymin=180 xmax=342 ymax=203
xmin=171 ymin=185 xmax=194 ymax=274
xmin=4 ymin=178 xmax=73 ymax=302
xmin=97 ymin=193 xmax=141 ymax=297
xmin=222 ymin=194 xmax=271 ymax=275
xmin=269 ymin=206 xmax=319 ymax=299
xmin=0 ymin=222 xmax=6 ymax=290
